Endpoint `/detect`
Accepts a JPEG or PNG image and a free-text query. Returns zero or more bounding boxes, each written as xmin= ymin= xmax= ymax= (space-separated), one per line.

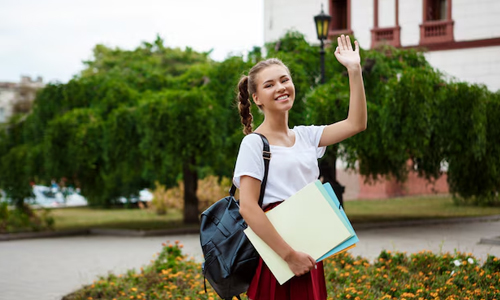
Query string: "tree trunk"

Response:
xmin=319 ymin=148 xmax=345 ymax=208
xmin=183 ymin=157 xmax=199 ymax=224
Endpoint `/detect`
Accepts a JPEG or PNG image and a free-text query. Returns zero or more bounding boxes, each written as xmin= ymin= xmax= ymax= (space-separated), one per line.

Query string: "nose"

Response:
xmin=276 ymin=82 xmax=286 ymax=92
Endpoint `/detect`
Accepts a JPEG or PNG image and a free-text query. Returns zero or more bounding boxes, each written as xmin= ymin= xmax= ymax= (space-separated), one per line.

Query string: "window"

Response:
xmin=420 ymin=0 xmax=454 ymax=45
xmin=426 ymin=0 xmax=447 ymax=21
xmin=331 ymin=0 xmax=347 ymax=30
xmin=329 ymin=0 xmax=353 ymax=37
xmin=371 ymin=0 xmax=401 ymax=48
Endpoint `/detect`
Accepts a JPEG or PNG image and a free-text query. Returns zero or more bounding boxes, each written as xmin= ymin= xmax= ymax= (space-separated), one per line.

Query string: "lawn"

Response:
xmin=344 ymin=194 xmax=500 ymax=223
xmin=46 ymin=194 xmax=500 ymax=232
xmin=50 ymin=207 xmax=187 ymax=231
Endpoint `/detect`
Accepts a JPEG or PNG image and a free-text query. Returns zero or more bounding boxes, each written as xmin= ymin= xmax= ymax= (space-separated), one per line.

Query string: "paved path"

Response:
xmin=1 ymin=220 xmax=499 ymax=300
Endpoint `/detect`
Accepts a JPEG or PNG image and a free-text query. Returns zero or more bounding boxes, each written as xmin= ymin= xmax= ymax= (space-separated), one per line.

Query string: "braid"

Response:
xmin=238 ymin=76 xmax=253 ymax=135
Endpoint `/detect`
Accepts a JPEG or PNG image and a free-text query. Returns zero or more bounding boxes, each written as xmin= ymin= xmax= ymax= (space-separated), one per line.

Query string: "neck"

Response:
xmin=260 ymin=111 xmax=290 ymax=134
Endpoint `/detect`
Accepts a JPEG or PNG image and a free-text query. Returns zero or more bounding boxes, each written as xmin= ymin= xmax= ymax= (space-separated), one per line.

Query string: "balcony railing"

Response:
xmin=371 ymin=26 xmax=401 ymax=48
xmin=420 ymin=20 xmax=454 ymax=45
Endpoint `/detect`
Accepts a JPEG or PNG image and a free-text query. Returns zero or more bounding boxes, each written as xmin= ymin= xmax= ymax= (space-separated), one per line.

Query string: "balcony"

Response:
xmin=420 ymin=20 xmax=454 ymax=45
xmin=371 ymin=26 xmax=401 ymax=48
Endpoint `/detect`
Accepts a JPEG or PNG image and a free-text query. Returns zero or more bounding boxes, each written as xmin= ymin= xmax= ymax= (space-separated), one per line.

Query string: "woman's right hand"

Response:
xmin=284 ymin=250 xmax=316 ymax=276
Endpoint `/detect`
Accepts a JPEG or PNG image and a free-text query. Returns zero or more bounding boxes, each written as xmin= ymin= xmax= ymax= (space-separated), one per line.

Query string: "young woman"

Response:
xmin=233 ymin=35 xmax=367 ymax=300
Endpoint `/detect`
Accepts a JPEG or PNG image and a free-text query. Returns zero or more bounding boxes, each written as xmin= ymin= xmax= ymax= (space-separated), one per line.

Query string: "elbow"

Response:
xmin=359 ymin=122 xmax=367 ymax=132
xmin=239 ymin=200 xmax=261 ymax=223
xmin=239 ymin=201 xmax=254 ymax=221
xmin=352 ymin=121 xmax=367 ymax=133
xmin=239 ymin=204 xmax=250 ymax=221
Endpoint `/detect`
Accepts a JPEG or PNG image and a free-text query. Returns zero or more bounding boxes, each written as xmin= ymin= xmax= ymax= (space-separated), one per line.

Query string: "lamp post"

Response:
xmin=314 ymin=5 xmax=346 ymax=208
xmin=314 ymin=4 xmax=331 ymax=84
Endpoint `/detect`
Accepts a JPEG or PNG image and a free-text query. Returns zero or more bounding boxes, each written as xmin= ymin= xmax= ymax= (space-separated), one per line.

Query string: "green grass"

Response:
xmin=44 ymin=195 xmax=500 ymax=232
xmin=50 ymin=207 xmax=189 ymax=231
xmin=345 ymin=194 xmax=500 ymax=223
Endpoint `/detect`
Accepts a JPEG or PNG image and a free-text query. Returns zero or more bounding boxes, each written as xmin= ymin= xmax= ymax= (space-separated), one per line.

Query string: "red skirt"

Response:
xmin=246 ymin=202 xmax=327 ymax=300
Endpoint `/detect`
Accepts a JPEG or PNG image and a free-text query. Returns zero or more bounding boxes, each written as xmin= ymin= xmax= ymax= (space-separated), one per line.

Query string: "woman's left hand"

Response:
xmin=334 ymin=35 xmax=361 ymax=70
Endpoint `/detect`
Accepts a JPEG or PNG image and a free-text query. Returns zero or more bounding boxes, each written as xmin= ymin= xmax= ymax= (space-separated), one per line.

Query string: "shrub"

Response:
xmin=0 ymin=202 xmax=54 ymax=233
xmin=63 ymin=243 xmax=500 ymax=300
xmin=148 ymin=176 xmax=233 ymax=215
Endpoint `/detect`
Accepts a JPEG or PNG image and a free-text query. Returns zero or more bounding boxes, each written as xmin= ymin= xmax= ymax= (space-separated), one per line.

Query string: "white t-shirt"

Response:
xmin=233 ymin=125 xmax=327 ymax=208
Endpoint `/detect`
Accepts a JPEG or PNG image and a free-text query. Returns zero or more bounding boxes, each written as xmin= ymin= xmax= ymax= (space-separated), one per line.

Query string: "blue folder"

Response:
xmin=316 ymin=182 xmax=359 ymax=261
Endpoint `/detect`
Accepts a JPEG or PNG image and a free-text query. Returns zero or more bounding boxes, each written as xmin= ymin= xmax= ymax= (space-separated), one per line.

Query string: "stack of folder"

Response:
xmin=244 ymin=180 xmax=359 ymax=285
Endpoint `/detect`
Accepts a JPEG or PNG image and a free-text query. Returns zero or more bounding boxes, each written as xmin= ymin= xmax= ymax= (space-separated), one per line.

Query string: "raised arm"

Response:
xmin=239 ymin=175 xmax=315 ymax=276
xmin=319 ymin=35 xmax=367 ymax=147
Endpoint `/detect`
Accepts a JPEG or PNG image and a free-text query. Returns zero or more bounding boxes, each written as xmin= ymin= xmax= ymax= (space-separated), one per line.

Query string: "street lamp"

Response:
xmin=314 ymin=4 xmax=332 ymax=84
xmin=314 ymin=5 xmax=346 ymax=208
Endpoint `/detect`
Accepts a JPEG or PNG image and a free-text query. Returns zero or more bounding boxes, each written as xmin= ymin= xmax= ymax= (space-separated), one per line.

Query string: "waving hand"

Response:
xmin=334 ymin=35 xmax=361 ymax=70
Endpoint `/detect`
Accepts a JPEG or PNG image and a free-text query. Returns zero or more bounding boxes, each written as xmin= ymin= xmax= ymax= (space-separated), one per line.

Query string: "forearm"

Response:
xmin=240 ymin=203 xmax=293 ymax=260
xmin=346 ymin=65 xmax=367 ymax=131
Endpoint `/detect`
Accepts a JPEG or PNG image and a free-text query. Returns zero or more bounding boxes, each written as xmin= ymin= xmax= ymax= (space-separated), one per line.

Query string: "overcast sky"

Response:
xmin=0 ymin=0 xmax=264 ymax=83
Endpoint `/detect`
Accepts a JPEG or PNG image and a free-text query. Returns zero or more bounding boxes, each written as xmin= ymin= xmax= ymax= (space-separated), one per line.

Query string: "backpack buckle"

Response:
xmin=263 ymin=151 xmax=271 ymax=160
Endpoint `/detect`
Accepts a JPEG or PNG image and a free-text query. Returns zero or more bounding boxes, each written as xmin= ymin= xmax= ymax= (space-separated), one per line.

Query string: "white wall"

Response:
xmin=399 ymin=0 xmax=422 ymax=46
xmin=264 ymin=0 xmax=325 ymax=44
xmin=0 ymin=89 xmax=15 ymax=123
xmin=424 ymin=46 xmax=500 ymax=92
xmin=379 ymin=0 xmax=396 ymax=27
xmin=351 ymin=0 xmax=373 ymax=49
xmin=453 ymin=0 xmax=500 ymax=41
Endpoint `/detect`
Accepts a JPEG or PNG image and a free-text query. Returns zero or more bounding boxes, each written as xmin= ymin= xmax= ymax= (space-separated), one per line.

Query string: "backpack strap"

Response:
xmin=253 ymin=133 xmax=270 ymax=208
xmin=229 ymin=133 xmax=271 ymax=209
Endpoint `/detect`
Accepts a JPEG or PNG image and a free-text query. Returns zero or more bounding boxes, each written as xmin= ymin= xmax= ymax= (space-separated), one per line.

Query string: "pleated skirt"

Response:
xmin=246 ymin=202 xmax=327 ymax=300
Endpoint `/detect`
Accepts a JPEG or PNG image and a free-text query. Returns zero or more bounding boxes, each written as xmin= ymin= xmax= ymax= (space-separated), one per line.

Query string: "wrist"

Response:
xmin=282 ymin=247 xmax=295 ymax=262
xmin=347 ymin=64 xmax=362 ymax=73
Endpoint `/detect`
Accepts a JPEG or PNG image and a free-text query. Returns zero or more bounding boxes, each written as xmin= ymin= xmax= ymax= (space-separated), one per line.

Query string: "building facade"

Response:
xmin=264 ymin=0 xmax=500 ymax=92
xmin=264 ymin=0 xmax=500 ymax=199
xmin=0 ymin=76 xmax=44 ymax=123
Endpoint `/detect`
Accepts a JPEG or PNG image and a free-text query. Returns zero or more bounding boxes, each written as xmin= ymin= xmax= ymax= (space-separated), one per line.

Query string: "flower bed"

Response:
xmin=63 ymin=242 xmax=500 ymax=300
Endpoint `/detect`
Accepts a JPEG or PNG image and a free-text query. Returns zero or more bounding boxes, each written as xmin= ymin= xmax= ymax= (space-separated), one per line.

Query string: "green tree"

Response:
xmin=137 ymin=88 xmax=221 ymax=223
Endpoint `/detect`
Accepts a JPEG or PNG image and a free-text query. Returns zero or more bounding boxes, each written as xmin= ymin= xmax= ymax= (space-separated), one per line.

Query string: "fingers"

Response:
xmin=337 ymin=34 xmax=357 ymax=52
xmin=337 ymin=36 xmax=346 ymax=51
xmin=346 ymin=35 xmax=353 ymax=51
xmin=308 ymin=255 xmax=316 ymax=267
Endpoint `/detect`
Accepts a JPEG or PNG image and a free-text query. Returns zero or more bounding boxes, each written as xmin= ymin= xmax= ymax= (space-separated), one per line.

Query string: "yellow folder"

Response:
xmin=244 ymin=180 xmax=352 ymax=284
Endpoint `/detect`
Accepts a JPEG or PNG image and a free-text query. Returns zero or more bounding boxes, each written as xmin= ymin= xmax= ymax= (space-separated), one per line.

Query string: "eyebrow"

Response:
xmin=262 ymin=75 xmax=289 ymax=85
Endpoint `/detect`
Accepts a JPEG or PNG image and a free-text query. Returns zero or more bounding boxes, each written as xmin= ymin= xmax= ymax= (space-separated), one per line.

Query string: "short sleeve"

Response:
xmin=294 ymin=125 xmax=327 ymax=158
xmin=233 ymin=134 xmax=265 ymax=188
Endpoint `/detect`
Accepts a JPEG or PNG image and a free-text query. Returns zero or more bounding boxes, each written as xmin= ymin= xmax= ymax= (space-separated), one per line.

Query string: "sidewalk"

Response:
xmin=0 ymin=218 xmax=499 ymax=300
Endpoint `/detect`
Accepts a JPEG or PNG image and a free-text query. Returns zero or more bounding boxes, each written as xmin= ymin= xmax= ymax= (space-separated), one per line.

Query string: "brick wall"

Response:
xmin=337 ymin=168 xmax=449 ymax=200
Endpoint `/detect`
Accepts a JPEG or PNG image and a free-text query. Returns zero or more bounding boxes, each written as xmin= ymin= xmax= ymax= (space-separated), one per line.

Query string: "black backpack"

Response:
xmin=200 ymin=133 xmax=270 ymax=300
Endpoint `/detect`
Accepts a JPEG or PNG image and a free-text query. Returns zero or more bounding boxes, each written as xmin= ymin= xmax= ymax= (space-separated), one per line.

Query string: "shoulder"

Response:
xmin=293 ymin=125 xmax=327 ymax=148
xmin=240 ymin=133 xmax=263 ymax=148
xmin=293 ymin=125 xmax=326 ymax=136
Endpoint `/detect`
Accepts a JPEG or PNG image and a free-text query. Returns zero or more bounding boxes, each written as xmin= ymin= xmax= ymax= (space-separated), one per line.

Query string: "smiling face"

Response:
xmin=252 ymin=64 xmax=295 ymax=113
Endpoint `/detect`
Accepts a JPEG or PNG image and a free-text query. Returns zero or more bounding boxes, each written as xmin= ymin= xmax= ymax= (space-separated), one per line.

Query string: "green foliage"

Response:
xmin=0 ymin=144 xmax=33 ymax=207
xmin=1 ymin=30 xmax=500 ymax=224
xmin=81 ymin=35 xmax=210 ymax=92
xmin=62 ymin=244 xmax=500 ymax=300
xmin=438 ymin=83 xmax=499 ymax=205
xmin=0 ymin=202 xmax=54 ymax=233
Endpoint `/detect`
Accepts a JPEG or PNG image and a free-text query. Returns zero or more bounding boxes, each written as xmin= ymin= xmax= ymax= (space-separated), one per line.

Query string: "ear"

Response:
xmin=252 ymin=93 xmax=262 ymax=106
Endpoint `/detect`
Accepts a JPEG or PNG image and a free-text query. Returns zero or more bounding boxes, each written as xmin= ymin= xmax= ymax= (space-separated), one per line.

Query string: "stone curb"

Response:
xmin=0 ymin=229 xmax=90 ymax=242
xmin=479 ymin=236 xmax=500 ymax=246
xmin=0 ymin=227 xmax=200 ymax=242
xmin=352 ymin=214 xmax=500 ymax=231
xmin=2 ymin=215 xmax=500 ymax=242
